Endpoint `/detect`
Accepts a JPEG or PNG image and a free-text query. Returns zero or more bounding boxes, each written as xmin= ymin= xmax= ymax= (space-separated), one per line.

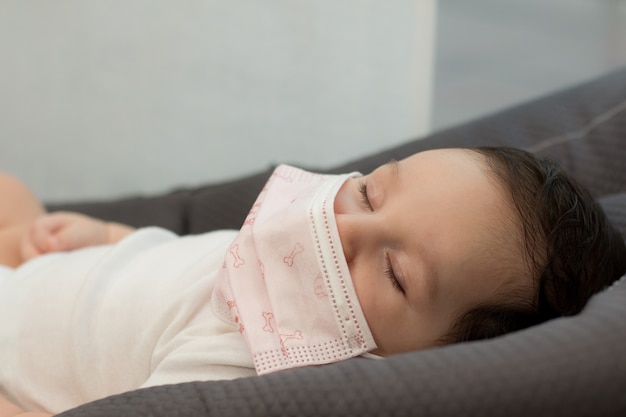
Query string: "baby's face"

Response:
xmin=334 ymin=148 xmax=529 ymax=355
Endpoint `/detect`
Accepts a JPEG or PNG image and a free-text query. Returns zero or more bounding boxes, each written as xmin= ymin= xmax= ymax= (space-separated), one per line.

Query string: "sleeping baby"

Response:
xmin=1 ymin=147 xmax=624 ymax=416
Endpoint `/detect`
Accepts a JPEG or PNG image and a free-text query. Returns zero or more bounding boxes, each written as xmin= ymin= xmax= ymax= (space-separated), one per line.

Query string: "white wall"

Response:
xmin=0 ymin=1 xmax=435 ymax=202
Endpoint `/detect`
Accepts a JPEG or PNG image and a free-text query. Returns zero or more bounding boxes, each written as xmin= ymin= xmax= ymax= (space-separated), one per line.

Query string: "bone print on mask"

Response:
xmin=229 ymin=244 xmax=245 ymax=268
xmin=313 ymin=273 xmax=328 ymax=298
xmin=243 ymin=202 xmax=262 ymax=227
xmin=283 ymin=242 xmax=304 ymax=267
xmin=262 ymin=312 xmax=275 ymax=333
xmin=226 ymin=300 xmax=245 ymax=333
xmin=279 ymin=330 xmax=304 ymax=356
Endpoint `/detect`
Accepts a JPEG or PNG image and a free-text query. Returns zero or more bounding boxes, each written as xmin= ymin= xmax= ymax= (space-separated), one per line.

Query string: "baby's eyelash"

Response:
xmin=358 ymin=180 xmax=374 ymax=211
xmin=385 ymin=267 xmax=404 ymax=294
xmin=385 ymin=256 xmax=405 ymax=295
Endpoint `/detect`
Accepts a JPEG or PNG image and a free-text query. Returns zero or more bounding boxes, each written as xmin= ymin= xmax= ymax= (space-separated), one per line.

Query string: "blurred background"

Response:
xmin=1 ymin=0 xmax=625 ymax=202
xmin=435 ymin=0 xmax=626 ymax=129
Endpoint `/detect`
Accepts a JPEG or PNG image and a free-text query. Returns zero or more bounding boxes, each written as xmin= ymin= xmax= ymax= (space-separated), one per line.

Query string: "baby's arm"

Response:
xmin=20 ymin=212 xmax=135 ymax=262
xmin=0 ymin=394 xmax=50 ymax=417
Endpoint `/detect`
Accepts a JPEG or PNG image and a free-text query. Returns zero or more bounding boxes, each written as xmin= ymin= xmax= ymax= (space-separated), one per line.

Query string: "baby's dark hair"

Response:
xmin=442 ymin=146 xmax=626 ymax=343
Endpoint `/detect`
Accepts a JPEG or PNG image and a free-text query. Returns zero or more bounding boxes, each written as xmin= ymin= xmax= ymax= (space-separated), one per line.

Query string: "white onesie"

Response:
xmin=0 ymin=227 xmax=255 ymax=414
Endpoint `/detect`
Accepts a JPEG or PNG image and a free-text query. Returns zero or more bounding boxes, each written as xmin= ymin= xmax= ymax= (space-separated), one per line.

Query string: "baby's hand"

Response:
xmin=20 ymin=212 xmax=108 ymax=261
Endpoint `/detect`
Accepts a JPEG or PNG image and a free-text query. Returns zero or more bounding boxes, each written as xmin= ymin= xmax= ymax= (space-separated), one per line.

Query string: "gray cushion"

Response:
xmin=600 ymin=192 xmax=626 ymax=237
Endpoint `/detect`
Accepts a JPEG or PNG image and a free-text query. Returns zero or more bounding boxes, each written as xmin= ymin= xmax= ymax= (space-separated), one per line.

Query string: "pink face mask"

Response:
xmin=212 ymin=164 xmax=377 ymax=375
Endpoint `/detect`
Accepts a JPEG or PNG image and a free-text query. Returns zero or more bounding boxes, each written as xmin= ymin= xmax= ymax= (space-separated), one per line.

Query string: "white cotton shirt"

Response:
xmin=0 ymin=228 xmax=255 ymax=414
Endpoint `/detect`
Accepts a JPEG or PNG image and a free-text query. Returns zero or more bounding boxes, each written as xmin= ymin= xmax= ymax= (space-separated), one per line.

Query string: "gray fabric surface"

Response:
xmin=56 ymin=67 xmax=626 ymax=417
xmin=600 ymin=192 xmax=626 ymax=237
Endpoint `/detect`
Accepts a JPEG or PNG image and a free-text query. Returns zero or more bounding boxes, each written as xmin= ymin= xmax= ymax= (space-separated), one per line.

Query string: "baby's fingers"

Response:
xmin=38 ymin=212 xmax=107 ymax=252
xmin=20 ymin=215 xmax=65 ymax=260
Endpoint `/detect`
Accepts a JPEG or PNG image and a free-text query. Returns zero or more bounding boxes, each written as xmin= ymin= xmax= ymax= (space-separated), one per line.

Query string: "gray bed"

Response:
xmin=55 ymin=67 xmax=626 ymax=417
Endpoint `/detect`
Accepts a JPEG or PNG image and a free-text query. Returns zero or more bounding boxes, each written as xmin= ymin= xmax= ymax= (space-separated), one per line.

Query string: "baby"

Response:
xmin=0 ymin=147 xmax=624 ymax=416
